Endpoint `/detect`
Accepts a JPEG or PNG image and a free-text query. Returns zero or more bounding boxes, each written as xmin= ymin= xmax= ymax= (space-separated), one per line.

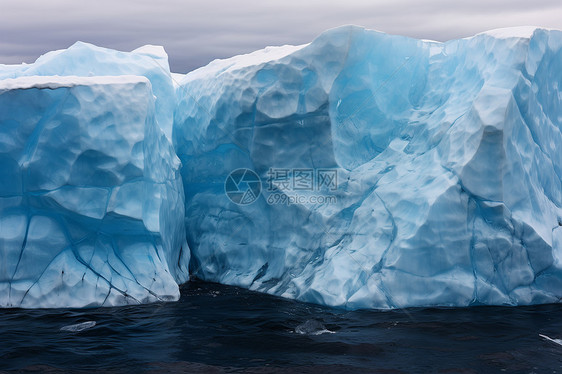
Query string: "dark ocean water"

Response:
xmin=1 ymin=281 xmax=562 ymax=374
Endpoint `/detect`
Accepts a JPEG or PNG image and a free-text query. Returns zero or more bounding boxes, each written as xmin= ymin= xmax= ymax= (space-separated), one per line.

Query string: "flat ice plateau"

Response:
xmin=1 ymin=26 xmax=562 ymax=309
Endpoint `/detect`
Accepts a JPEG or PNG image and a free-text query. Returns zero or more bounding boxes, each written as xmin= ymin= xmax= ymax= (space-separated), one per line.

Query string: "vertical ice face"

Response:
xmin=0 ymin=26 xmax=561 ymax=310
xmin=174 ymin=26 xmax=562 ymax=309
xmin=0 ymin=76 xmax=189 ymax=308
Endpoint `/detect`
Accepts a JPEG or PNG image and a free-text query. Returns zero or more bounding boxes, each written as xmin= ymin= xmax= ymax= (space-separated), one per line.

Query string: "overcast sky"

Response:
xmin=1 ymin=0 xmax=561 ymax=73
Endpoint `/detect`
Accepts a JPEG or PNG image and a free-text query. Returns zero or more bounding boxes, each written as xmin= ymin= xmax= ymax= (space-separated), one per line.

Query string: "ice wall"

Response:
xmin=174 ymin=26 xmax=562 ymax=309
xmin=0 ymin=76 xmax=189 ymax=308
xmin=1 ymin=26 xmax=561 ymax=310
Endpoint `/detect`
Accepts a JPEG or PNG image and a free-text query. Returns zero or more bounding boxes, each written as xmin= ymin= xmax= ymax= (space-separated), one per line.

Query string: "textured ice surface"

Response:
xmin=0 ymin=76 xmax=189 ymax=308
xmin=1 ymin=26 xmax=561 ymax=310
xmin=174 ymin=26 xmax=562 ymax=309
xmin=0 ymin=42 xmax=175 ymax=140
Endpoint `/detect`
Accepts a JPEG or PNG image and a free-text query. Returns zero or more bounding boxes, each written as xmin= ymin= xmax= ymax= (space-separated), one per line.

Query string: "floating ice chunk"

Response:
xmin=60 ymin=321 xmax=96 ymax=332
xmin=539 ymin=334 xmax=562 ymax=346
xmin=295 ymin=320 xmax=335 ymax=335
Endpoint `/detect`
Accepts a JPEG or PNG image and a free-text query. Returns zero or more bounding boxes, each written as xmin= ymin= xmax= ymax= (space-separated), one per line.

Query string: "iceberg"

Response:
xmin=174 ymin=26 xmax=562 ymax=309
xmin=0 ymin=75 xmax=189 ymax=308
xmin=1 ymin=26 xmax=561 ymax=310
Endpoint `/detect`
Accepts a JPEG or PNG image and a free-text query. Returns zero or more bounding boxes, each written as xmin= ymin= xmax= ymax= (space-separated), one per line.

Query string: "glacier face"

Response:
xmin=174 ymin=26 xmax=562 ymax=309
xmin=0 ymin=76 xmax=189 ymax=308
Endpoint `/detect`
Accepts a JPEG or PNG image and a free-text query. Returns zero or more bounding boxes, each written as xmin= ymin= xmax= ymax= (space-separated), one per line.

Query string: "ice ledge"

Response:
xmin=0 ymin=75 xmax=150 ymax=91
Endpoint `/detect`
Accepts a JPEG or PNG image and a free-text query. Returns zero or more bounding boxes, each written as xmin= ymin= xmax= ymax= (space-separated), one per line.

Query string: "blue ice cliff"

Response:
xmin=2 ymin=26 xmax=562 ymax=309
xmin=0 ymin=46 xmax=189 ymax=308
xmin=174 ymin=26 xmax=562 ymax=309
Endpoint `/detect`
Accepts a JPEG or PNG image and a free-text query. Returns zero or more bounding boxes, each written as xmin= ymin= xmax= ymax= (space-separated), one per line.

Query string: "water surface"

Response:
xmin=1 ymin=281 xmax=562 ymax=373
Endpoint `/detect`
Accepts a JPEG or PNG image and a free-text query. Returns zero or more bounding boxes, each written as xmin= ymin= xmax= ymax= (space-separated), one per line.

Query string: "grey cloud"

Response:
xmin=0 ymin=0 xmax=561 ymax=72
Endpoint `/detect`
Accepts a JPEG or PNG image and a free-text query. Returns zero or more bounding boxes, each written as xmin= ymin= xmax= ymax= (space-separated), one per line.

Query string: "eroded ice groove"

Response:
xmin=0 ymin=42 xmax=175 ymax=140
xmin=174 ymin=26 xmax=562 ymax=309
xmin=0 ymin=76 xmax=189 ymax=308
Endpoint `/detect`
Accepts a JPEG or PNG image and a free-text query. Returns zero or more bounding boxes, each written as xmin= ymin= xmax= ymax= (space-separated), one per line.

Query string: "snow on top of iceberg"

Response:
xmin=0 ymin=74 xmax=149 ymax=91
xmin=182 ymin=25 xmax=562 ymax=83
xmin=475 ymin=26 xmax=553 ymax=39
xmin=131 ymin=44 xmax=168 ymax=59
xmin=185 ymin=44 xmax=307 ymax=81
xmin=170 ymin=72 xmax=186 ymax=88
